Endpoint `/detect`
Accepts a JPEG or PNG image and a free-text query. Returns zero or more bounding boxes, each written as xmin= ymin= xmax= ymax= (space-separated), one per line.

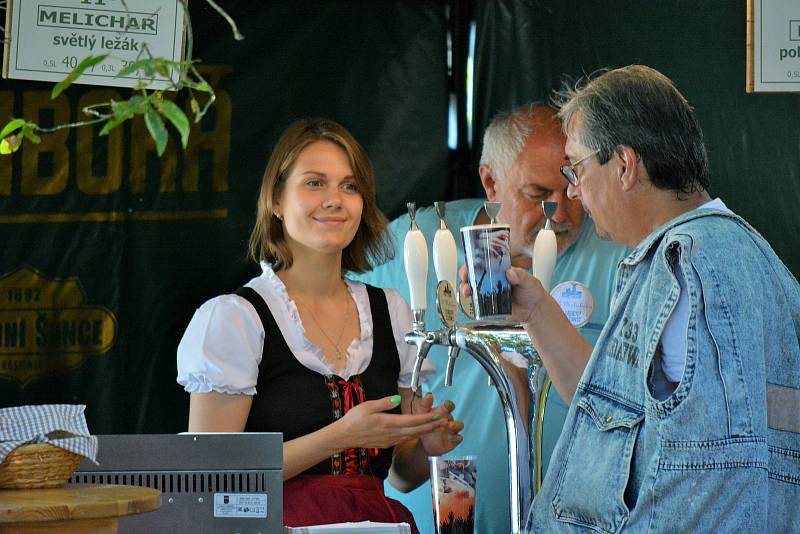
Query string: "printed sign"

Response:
xmin=3 ymin=0 xmax=185 ymax=89
xmin=749 ymin=0 xmax=800 ymax=92
xmin=0 ymin=265 xmax=116 ymax=385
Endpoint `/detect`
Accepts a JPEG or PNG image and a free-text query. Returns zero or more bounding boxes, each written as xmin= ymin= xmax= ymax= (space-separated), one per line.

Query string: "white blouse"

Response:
xmin=177 ymin=263 xmax=434 ymax=395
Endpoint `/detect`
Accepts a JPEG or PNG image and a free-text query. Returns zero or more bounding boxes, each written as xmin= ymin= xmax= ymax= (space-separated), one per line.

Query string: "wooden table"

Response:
xmin=0 ymin=484 xmax=160 ymax=533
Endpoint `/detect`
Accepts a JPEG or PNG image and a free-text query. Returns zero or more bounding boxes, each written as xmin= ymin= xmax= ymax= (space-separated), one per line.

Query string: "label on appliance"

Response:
xmin=213 ymin=493 xmax=268 ymax=518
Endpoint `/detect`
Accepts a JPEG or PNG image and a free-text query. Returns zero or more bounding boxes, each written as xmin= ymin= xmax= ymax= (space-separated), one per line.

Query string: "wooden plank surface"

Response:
xmin=0 ymin=485 xmax=160 ymax=523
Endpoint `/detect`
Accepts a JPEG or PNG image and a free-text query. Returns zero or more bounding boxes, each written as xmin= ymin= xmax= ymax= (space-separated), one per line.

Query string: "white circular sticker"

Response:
xmin=551 ymin=281 xmax=594 ymax=328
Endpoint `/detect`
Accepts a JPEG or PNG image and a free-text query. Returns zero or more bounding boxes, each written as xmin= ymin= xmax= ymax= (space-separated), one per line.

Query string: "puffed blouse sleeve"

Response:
xmin=176 ymin=293 xmax=264 ymax=395
xmin=383 ymin=287 xmax=435 ymax=388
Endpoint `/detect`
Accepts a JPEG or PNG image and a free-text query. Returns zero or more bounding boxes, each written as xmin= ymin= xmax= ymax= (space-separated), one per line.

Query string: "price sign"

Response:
xmin=2 ymin=0 xmax=185 ymax=89
xmin=748 ymin=0 xmax=800 ymax=92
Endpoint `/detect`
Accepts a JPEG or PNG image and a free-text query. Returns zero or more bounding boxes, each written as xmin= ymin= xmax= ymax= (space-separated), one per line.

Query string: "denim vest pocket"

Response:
xmin=551 ymin=390 xmax=644 ymax=534
xmin=767 ymin=445 xmax=800 ymax=531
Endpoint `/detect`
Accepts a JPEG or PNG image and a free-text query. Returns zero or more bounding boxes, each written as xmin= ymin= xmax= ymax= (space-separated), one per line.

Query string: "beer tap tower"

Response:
xmin=403 ymin=201 xmax=558 ymax=534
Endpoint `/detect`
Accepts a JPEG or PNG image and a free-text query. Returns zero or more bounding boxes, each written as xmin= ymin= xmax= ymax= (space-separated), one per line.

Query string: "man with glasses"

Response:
xmin=560 ymin=149 xmax=600 ymax=187
xmin=502 ymin=65 xmax=800 ymax=532
xmin=354 ymin=104 xmax=629 ymax=533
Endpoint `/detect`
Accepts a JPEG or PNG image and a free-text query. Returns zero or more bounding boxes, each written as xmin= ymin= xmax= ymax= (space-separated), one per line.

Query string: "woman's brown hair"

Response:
xmin=248 ymin=118 xmax=393 ymax=273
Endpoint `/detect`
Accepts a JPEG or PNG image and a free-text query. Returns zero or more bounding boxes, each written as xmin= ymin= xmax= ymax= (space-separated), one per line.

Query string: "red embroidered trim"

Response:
xmin=325 ymin=375 xmax=376 ymax=475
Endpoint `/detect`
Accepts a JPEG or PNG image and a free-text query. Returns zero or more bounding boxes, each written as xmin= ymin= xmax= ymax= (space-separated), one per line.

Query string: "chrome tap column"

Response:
xmin=403 ymin=201 xmax=558 ymax=534
xmin=453 ymin=321 xmax=539 ymax=534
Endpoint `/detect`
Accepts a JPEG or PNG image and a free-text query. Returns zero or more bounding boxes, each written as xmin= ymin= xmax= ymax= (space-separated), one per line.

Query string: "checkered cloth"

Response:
xmin=0 ymin=404 xmax=98 ymax=464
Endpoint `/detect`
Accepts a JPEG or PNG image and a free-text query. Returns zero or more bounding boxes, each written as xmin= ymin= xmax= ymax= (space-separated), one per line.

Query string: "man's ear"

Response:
xmin=616 ymin=145 xmax=640 ymax=192
xmin=479 ymin=165 xmax=499 ymax=201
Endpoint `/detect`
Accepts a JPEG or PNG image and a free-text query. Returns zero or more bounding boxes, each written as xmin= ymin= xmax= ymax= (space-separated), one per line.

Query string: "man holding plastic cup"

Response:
xmin=354 ymin=104 xmax=629 ymax=533
xmin=496 ymin=66 xmax=800 ymax=532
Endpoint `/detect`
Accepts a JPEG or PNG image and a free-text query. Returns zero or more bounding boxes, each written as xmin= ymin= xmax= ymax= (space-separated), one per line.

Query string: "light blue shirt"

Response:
xmin=354 ymin=198 xmax=629 ymax=534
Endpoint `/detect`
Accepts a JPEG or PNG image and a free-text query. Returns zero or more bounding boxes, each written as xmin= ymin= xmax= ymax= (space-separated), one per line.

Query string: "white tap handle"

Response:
xmin=433 ymin=228 xmax=458 ymax=288
xmin=404 ymin=229 xmax=429 ymax=311
xmin=532 ymin=228 xmax=557 ymax=292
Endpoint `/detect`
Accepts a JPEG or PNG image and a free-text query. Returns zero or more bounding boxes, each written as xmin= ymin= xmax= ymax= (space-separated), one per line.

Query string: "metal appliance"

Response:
xmin=69 ymin=433 xmax=283 ymax=533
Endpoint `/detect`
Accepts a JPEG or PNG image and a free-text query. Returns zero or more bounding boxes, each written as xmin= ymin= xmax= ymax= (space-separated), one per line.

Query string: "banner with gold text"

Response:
xmin=0 ymin=0 xmax=449 ymax=433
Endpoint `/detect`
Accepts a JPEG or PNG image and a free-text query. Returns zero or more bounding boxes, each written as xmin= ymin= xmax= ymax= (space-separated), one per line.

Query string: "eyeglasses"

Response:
xmin=560 ymin=149 xmax=600 ymax=187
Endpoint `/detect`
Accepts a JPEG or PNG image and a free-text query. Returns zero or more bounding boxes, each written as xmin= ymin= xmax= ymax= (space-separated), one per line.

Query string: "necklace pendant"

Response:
xmin=335 ymin=348 xmax=343 ymax=360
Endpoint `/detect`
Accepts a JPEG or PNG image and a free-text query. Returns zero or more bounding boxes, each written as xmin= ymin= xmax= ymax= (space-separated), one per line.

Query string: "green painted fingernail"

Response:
xmin=432 ymin=414 xmax=442 ymax=421
xmin=390 ymin=395 xmax=401 ymax=405
xmin=449 ymin=434 xmax=458 ymax=442
xmin=445 ymin=400 xmax=455 ymax=411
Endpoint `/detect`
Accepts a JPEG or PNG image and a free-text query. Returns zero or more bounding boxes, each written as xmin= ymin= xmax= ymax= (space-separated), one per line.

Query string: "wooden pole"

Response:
xmin=746 ymin=0 xmax=755 ymax=93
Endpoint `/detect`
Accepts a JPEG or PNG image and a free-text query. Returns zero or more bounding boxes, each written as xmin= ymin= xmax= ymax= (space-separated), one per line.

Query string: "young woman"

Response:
xmin=177 ymin=118 xmax=463 ymax=531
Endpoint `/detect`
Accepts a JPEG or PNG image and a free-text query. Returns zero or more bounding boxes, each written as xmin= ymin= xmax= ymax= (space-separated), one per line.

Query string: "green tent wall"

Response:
xmin=0 ymin=0 xmax=796 ymax=433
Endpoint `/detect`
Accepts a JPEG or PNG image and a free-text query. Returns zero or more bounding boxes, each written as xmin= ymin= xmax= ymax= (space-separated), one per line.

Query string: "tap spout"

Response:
xmin=443 ymin=345 xmax=460 ymax=387
xmin=406 ymin=330 xmax=433 ymax=394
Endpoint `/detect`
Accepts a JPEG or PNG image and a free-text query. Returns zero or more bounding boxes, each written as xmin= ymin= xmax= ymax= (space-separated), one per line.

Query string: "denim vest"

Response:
xmin=526 ymin=208 xmax=800 ymax=533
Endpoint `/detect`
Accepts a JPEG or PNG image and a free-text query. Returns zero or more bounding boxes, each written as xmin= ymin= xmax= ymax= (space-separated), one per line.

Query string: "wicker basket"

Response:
xmin=0 ymin=443 xmax=84 ymax=489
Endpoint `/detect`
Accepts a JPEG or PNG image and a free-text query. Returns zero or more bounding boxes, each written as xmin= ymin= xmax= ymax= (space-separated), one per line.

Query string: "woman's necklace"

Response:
xmin=296 ymin=286 xmax=352 ymax=361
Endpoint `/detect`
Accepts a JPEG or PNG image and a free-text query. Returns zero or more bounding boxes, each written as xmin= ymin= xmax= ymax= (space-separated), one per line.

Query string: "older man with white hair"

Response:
xmin=354 ymin=104 xmax=629 ymax=533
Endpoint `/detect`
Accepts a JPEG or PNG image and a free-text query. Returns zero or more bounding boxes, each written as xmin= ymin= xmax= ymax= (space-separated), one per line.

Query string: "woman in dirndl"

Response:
xmin=177 ymin=118 xmax=464 ymax=532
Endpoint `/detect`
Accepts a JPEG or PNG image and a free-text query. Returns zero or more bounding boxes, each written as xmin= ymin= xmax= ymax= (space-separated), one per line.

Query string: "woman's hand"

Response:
xmin=387 ymin=389 xmax=465 ymax=492
xmin=335 ymin=394 xmax=449 ymax=450
xmin=412 ymin=392 xmax=464 ymax=456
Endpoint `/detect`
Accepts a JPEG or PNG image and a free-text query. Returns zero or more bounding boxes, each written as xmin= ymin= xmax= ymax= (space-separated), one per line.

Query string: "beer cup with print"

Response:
xmin=430 ymin=455 xmax=477 ymax=534
xmin=460 ymin=224 xmax=512 ymax=320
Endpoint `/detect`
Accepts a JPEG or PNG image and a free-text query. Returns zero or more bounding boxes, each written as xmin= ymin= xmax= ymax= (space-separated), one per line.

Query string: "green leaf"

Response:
xmin=51 ymin=54 xmax=108 ymax=98
xmin=99 ymin=113 xmax=129 ymax=136
xmin=0 ymin=135 xmax=22 ymax=155
xmin=0 ymin=119 xmax=27 ymax=140
xmin=154 ymin=60 xmax=171 ymax=78
xmin=144 ymin=106 xmax=168 ymax=156
xmin=152 ymin=98 xmax=189 ymax=148
xmin=116 ymin=58 xmax=176 ymax=80
xmin=128 ymin=96 xmax=148 ymax=114
xmin=109 ymin=98 xmax=129 ymax=115
xmin=116 ymin=59 xmax=155 ymax=78
xmin=20 ymin=126 xmax=41 ymax=144
xmin=99 ymin=99 xmax=135 ymax=136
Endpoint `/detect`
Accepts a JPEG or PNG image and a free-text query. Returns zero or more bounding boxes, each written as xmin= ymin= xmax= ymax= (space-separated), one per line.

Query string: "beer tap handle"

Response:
xmin=444 ymin=345 xmax=460 ymax=387
xmin=532 ymin=201 xmax=558 ymax=292
xmin=433 ymin=202 xmax=458 ymax=288
xmin=404 ymin=203 xmax=429 ymax=323
xmin=484 ymin=201 xmax=501 ymax=224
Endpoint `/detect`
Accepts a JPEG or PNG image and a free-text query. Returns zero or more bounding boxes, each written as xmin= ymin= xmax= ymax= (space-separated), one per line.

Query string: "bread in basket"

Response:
xmin=0 ymin=443 xmax=84 ymax=489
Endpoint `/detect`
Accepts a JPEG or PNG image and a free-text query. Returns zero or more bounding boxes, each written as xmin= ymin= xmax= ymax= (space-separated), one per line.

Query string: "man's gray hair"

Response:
xmin=554 ymin=65 xmax=709 ymax=195
xmin=480 ymin=103 xmax=548 ymax=178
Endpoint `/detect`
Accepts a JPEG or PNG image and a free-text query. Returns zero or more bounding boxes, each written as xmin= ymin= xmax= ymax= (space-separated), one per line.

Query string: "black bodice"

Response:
xmin=236 ymin=283 xmax=400 ymax=479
